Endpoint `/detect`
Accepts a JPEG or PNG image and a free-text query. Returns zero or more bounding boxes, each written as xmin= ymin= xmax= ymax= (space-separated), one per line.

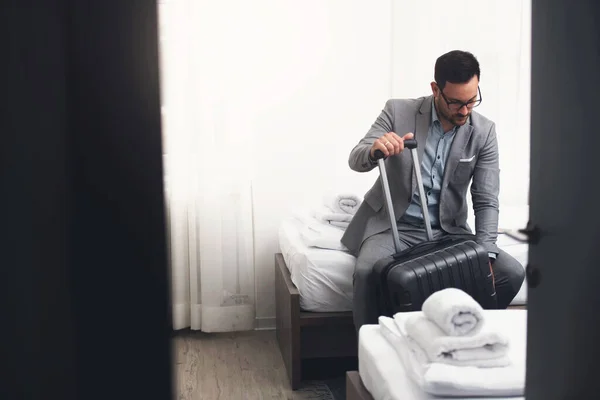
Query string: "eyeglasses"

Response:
xmin=439 ymin=86 xmax=482 ymax=111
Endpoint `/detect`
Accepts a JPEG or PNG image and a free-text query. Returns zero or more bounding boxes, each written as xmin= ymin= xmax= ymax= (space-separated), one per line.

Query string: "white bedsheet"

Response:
xmin=278 ymin=216 xmax=355 ymax=312
xmin=359 ymin=313 xmax=526 ymax=400
xmin=278 ymin=216 xmax=529 ymax=313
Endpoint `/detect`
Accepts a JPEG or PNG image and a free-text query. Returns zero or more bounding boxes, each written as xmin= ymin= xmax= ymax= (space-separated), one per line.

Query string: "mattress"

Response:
xmin=278 ymin=216 xmax=356 ymax=312
xmin=278 ymin=216 xmax=529 ymax=312
xmin=358 ymin=311 xmax=527 ymax=400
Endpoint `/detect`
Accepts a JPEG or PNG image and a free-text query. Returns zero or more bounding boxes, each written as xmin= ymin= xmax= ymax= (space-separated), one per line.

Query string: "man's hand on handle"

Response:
xmin=370 ymin=132 xmax=415 ymax=159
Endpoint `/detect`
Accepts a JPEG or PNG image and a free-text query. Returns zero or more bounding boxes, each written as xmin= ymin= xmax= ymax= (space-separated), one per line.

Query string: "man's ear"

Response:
xmin=430 ymin=81 xmax=438 ymax=96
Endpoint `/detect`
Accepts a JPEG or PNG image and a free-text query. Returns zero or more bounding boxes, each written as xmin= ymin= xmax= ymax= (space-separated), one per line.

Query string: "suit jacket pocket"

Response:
xmin=452 ymin=162 xmax=474 ymax=184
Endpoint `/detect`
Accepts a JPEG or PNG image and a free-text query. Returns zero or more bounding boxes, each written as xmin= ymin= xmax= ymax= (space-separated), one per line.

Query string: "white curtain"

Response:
xmin=158 ymin=0 xmax=256 ymax=332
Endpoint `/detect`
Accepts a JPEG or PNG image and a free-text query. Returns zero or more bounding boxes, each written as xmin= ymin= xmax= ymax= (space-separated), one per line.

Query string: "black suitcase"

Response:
xmin=370 ymin=139 xmax=497 ymax=316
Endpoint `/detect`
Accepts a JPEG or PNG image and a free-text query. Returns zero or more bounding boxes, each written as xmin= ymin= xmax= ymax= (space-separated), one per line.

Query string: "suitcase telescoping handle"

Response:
xmin=373 ymin=139 xmax=434 ymax=254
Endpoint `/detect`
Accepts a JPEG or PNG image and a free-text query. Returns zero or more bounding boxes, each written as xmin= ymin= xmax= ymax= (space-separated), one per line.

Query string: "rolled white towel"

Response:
xmin=323 ymin=193 xmax=362 ymax=215
xmin=401 ymin=313 xmax=511 ymax=368
xmin=421 ymin=288 xmax=485 ymax=336
xmin=328 ymin=220 xmax=349 ymax=229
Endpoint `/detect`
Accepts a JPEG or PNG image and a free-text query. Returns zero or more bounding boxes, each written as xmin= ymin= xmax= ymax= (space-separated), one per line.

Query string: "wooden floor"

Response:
xmin=172 ymin=329 xmax=334 ymax=400
xmin=172 ymin=309 xmax=528 ymax=399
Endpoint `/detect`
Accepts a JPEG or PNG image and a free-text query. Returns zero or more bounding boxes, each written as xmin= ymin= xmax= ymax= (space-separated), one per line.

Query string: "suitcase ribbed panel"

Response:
xmin=450 ymin=247 xmax=468 ymax=291
xmin=379 ymin=238 xmax=496 ymax=314
xmin=440 ymin=249 xmax=460 ymax=290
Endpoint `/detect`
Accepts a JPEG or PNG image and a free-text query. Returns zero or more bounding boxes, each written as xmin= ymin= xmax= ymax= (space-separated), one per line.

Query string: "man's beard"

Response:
xmin=436 ymin=99 xmax=470 ymax=126
xmin=450 ymin=112 xmax=469 ymax=126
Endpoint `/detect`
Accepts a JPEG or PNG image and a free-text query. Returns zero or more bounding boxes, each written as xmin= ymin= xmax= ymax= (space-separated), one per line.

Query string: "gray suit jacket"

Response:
xmin=341 ymin=95 xmax=500 ymax=256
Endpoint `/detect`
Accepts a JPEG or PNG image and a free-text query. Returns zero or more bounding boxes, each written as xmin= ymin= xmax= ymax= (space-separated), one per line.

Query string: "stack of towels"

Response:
xmin=379 ymin=288 xmax=526 ymax=397
xmin=294 ymin=193 xmax=362 ymax=251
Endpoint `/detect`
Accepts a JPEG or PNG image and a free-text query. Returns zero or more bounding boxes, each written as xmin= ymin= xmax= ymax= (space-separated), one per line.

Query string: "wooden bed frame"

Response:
xmin=275 ymin=253 xmax=358 ymax=390
xmin=346 ymin=371 xmax=374 ymax=400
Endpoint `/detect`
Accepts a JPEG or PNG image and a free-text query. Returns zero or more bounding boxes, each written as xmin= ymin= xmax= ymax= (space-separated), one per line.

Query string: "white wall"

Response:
xmin=248 ymin=0 xmax=393 ymax=325
xmin=391 ymin=0 xmax=531 ymax=209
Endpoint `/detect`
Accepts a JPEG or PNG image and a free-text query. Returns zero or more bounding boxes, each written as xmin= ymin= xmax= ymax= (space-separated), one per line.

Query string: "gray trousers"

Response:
xmin=352 ymin=222 xmax=526 ymax=331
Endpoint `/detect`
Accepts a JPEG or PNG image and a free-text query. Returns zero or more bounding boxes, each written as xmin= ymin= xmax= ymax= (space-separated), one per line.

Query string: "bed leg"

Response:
xmin=275 ymin=254 xmax=301 ymax=390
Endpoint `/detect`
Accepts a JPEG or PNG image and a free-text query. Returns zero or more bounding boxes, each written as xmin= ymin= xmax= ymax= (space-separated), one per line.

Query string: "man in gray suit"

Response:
xmin=341 ymin=50 xmax=526 ymax=331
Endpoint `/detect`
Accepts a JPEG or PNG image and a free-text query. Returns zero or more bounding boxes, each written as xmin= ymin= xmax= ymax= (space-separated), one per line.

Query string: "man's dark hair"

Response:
xmin=434 ymin=50 xmax=480 ymax=90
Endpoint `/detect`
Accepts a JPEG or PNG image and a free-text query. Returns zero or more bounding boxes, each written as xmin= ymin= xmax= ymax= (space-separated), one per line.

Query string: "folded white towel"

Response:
xmin=323 ymin=193 xmax=362 ymax=215
xmin=297 ymin=216 xmax=348 ymax=251
xmin=379 ymin=315 xmax=526 ymax=397
xmin=402 ymin=313 xmax=511 ymax=367
xmin=328 ymin=220 xmax=349 ymax=229
xmin=421 ymin=288 xmax=485 ymax=336
xmin=311 ymin=206 xmax=353 ymax=228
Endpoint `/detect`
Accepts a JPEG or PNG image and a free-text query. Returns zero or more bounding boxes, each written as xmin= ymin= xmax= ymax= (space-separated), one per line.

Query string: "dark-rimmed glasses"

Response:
xmin=439 ymin=86 xmax=482 ymax=111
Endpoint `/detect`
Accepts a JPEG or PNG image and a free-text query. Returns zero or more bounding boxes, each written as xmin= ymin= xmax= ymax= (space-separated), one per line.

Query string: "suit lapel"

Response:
xmin=415 ymin=96 xmax=432 ymax=161
xmin=411 ymin=96 xmax=433 ymax=193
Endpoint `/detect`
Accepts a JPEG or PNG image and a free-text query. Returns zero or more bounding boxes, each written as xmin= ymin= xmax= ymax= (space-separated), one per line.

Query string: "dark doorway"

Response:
xmin=526 ymin=0 xmax=600 ymax=398
xmin=2 ymin=2 xmax=172 ymax=399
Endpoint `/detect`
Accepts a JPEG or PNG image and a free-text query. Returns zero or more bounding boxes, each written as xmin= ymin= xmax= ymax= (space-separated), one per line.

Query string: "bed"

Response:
xmin=278 ymin=216 xmax=356 ymax=312
xmin=346 ymin=310 xmax=527 ymax=400
xmin=275 ymin=208 xmax=529 ymax=389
